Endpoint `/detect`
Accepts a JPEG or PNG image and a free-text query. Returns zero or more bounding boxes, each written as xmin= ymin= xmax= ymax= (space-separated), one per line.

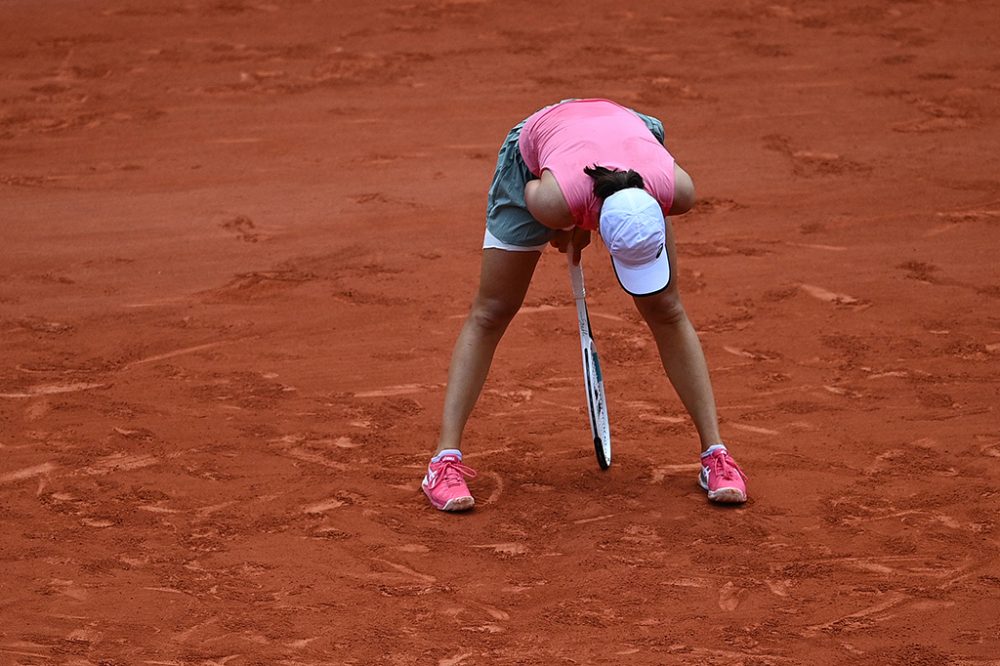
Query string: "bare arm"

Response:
xmin=524 ymin=170 xmax=576 ymax=230
xmin=669 ymin=163 xmax=696 ymax=216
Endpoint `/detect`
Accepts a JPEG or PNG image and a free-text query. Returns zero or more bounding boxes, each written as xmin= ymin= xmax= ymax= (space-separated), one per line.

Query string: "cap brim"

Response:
xmin=611 ymin=248 xmax=670 ymax=297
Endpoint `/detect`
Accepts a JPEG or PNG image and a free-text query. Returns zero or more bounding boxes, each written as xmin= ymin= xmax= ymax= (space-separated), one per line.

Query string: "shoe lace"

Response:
xmin=428 ymin=459 xmax=477 ymax=490
xmin=712 ymin=451 xmax=748 ymax=482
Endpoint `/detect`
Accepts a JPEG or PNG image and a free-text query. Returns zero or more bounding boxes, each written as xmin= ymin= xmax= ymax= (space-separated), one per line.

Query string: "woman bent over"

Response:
xmin=422 ymin=99 xmax=749 ymax=511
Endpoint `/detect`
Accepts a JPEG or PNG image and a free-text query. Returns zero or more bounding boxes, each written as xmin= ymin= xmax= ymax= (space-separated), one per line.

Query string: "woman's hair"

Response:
xmin=583 ymin=165 xmax=645 ymax=199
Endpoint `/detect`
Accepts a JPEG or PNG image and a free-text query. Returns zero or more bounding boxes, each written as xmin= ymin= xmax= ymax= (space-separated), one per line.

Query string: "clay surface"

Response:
xmin=2 ymin=1 xmax=999 ymax=664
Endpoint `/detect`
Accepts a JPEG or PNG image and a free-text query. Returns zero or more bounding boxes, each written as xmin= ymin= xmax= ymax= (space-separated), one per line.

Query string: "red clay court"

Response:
xmin=2 ymin=1 xmax=999 ymax=664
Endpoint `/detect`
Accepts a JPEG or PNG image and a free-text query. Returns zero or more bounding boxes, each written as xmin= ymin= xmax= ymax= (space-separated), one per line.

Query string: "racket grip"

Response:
xmin=566 ymin=242 xmax=586 ymax=299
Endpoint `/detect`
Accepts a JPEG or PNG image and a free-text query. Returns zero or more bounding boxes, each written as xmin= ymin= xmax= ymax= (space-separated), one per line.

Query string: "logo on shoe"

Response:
xmin=425 ymin=468 xmax=438 ymax=487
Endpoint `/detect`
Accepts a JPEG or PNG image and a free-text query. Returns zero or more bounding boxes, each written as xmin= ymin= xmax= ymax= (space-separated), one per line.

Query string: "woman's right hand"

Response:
xmin=549 ymin=227 xmax=591 ymax=264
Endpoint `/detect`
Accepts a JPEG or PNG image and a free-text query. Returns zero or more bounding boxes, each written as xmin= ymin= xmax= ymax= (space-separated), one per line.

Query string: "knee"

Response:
xmin=637 ymin=292 xmax=687 ymax=329
xmin=469 ymin=295 xmax=521 ymax=333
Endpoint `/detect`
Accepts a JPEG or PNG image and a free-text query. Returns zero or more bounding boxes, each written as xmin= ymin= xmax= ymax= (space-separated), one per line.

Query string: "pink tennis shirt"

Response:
xmin=518 ymin=99 xmax=676 ymax=230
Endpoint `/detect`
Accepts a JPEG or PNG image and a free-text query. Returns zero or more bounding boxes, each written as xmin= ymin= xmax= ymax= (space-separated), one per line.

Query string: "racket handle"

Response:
xmin=566 ymin=242 xmax=586 ymax=299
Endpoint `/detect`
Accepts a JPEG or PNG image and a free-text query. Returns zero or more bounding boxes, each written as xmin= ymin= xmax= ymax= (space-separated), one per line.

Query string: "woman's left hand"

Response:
xmin=549 ymin=227 xmax=591 ymax=264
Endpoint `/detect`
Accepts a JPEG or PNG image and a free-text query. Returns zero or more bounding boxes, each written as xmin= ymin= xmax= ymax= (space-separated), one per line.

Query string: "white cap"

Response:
xmin=599 ymin=188 xmax=670 ymax=296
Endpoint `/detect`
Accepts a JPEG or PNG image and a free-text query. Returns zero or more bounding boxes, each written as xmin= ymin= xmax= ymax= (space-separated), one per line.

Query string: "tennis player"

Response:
xmin=422 ymin=98 xmax=749 ymax=511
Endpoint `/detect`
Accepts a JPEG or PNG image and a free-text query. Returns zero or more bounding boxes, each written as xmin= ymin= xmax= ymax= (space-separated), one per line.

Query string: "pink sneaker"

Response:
xmin=699 ymin=446 xmax=748 ymax=503
xmin=422 ymin=452 xmax=476 ymax=512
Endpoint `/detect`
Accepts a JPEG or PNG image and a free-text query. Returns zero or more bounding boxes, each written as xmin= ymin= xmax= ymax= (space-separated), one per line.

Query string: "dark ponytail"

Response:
xmin=583 ymin=165 xmax=645 ymax=199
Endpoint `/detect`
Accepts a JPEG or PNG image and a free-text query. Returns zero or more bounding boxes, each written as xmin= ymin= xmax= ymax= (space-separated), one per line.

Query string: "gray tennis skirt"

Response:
xmin=485 ymin=104 xmax=666 ymax=249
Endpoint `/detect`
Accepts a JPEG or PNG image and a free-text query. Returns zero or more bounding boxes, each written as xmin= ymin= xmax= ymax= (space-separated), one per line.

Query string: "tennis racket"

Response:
xmin=567 ymin=245 xmax=612 ymax=470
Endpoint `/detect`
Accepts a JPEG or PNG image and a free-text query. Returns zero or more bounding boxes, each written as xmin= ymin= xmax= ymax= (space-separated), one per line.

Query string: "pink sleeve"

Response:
xmin=647 ymin=159 xmax=676 ymax=216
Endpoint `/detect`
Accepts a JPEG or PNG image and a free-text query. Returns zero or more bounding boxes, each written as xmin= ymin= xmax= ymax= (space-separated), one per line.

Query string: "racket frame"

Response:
xmin=567 ymin=247 xmax=612 ymax=470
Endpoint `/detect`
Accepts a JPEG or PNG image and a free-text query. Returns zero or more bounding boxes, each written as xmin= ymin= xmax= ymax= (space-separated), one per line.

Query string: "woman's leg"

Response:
xmin=632 ymin=218 xmax=722 ymax=451
xmin=435 ymin=247 xmax=542 ymax=454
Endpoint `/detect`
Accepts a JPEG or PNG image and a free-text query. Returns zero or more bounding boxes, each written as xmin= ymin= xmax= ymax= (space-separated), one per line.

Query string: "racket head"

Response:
xmin=583 ymin=339 xmax=612 ymax=469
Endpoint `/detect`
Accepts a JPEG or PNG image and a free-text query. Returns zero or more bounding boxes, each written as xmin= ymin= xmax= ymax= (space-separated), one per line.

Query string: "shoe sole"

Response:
xmin=423 ymin=486 xmax=475 ymax=512
xmin=699 ymin=477 xmax=747 ymax=504
xmin=706 ymin=487 xmax=747 ymax=503
xmin=440 ymin=496 xmax=475 ymax=511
